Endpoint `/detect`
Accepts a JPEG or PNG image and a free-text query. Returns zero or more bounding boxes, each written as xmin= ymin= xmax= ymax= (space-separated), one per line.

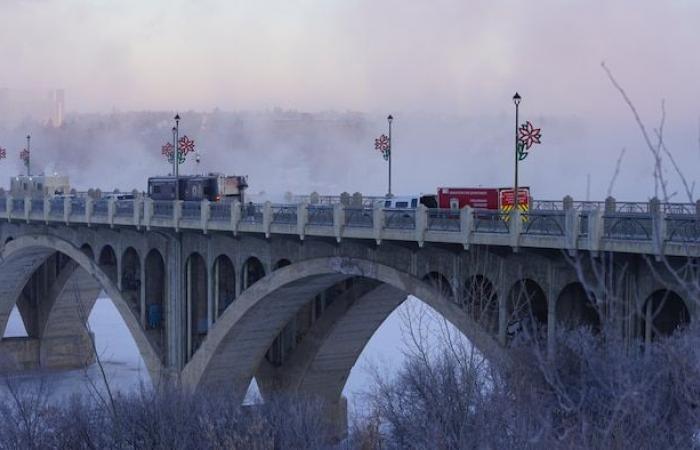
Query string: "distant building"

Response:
xmin=0 ymin=88 xmax=65 ymax=127
xmin=9 ymin=175 xmax=70 ymax=198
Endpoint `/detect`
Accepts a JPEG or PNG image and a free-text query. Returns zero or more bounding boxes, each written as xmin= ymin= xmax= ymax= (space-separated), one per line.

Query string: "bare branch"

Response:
xmin=606 ymin=147 xmax=626 ymax=198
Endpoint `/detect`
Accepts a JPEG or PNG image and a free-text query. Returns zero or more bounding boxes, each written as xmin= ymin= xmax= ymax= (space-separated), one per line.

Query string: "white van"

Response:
xmin=377 ymin=196 xmax=419 ymax=209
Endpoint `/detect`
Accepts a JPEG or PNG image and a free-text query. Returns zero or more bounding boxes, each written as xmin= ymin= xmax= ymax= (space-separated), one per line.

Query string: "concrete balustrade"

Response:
xmin=0 ymin=194 xmax=696 ymax=257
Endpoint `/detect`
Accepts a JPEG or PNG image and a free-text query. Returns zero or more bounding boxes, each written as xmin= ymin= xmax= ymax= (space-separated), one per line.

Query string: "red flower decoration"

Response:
xmin=20 ymin=149 xmax=29 ymax=163
xmin=374 ymin=134 xmax=390 ymax=152
xmin=518 ymin=121 xmax=542 ymax=150
xmin=161 ymin=142 xmax=174 ymax=157
xmin=178 ymin=135 xmax=195 ymax=155
xmin=0 ymin=147 xmax=6 ymax=159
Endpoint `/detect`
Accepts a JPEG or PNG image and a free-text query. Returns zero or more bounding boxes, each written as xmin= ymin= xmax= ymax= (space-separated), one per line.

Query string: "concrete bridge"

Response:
xmin=0 ymin=193 xmax=697 ymax=425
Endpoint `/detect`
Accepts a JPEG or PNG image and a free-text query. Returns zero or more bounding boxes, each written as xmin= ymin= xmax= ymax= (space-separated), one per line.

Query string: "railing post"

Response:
xmin=173 ymin=200 xmax=182 ymax=232
xmin=649 ymin=197 xmax=665 ymax=257
xmin=563 ymin=195 xmax=578 ymax=251
xmin=333 ymin=203 xmax=344 ymax=243
xmin=44 ymin=196 xmax=50 ymax=224
xmin=231 ymin=200 xmax=241 ymax=236
xmin=588 ymin=207 xmax=604 ymax=254
xmin=373 ymin=203 xmax=384 ymax=245
xmin=263 ymin=201 xmax=272 ymax=238
xmin=696 ymin=200 xmax=700 ymax=217
xmin=459 ymin=206 xmax=473 ymax=249
xmin=143 ymin=198 xmax=153 ymax=230
xmin=133 ymin=198 xmax=142 ymax=229
xmin=85 ymin=197 xmax=93 ymax=226
xmin=107 ymin=198 xmax=115 ymax=228
xmin=6 ymin=195 xmax=13 ymax=222
xmin=604 ymin=196 xmax=616 ymax=215
xmin=24 ymin=196 xmax=31 ymax=223
xmin=63 ymin=195 xmax=71 ymax=225
xmin=415 ymin=204 xmax=428 ymax=247
xmin=297 ymin=201 xmax=308 ymax=240
xmin=201 ymin=199 xmax=210 ymax=234
xmin=509 ymin=208 xmax=522 ymax=250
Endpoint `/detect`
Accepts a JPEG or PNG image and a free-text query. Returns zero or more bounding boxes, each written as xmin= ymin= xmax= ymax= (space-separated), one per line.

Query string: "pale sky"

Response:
xmin=2 ymin=0 xmax=699 ymax=117
xmin=1 ymin=0 xmax=699 ymax=200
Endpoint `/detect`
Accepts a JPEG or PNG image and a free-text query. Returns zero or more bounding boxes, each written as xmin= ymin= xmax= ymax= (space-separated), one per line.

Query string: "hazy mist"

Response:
xmin=1 ymin=0 xmax=699 ymax=200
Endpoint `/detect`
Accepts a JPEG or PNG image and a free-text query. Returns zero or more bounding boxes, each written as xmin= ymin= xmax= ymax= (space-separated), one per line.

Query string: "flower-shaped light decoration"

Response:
xmin=161 ymin=142 xmax=174 ymax=157
xmin=374 ymin=134 xmax=391 ymax=161
xmin=518 ymin=121 xmax=542 ymax=150
xmin=20 ymin=148 xmax=29 ymax=164
xmin=178 ymin=135 xmax=195 ymax=155
xmin=0 ymin=147 xmax=6 ymax=160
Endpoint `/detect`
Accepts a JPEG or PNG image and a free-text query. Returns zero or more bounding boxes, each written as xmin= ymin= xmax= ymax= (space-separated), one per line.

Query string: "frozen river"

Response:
xmin=2 ymin=294 xmax=449 ymax=411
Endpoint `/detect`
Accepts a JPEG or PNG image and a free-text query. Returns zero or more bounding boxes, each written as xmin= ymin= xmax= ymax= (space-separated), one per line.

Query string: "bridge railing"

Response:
xmin=271 ymin=204 xmax=297 ymax=225
xmin=344 ymin=207 xmax=373 ymax=228
xmin=473 ymin=210 xmax=510 ymax=234
xmin=152 ymin=201 xmax=173 ymax=219
xmin=210 ymin=203 xmax=231 ymax=221
xmin=181 ymin=201 xmax=201 ymax=220
xmin=384 ymin=209 xmax=416 ymax=230
xmin=521 ymin=210 xmax=566 ymax=237
xmin=426 ymin=209 xmax=460 ymax=232
xmin=1 ymin=194 xmax=698 ymax=255
xmin=307 ymin=205 xmax=333 ymax=226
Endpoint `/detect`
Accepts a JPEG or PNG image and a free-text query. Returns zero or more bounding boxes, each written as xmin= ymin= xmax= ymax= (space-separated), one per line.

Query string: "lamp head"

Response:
xmin=513 ymin=92 xmax=521 ymax=105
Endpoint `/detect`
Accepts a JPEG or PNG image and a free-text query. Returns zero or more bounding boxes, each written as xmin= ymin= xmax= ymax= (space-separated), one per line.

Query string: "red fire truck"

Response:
xmin=435 ymin=187 xmax=530 ymax=211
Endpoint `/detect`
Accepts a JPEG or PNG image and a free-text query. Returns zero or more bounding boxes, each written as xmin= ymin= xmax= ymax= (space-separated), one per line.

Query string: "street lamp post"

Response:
xmin=173 ymin=114 xmax=180 ymax=201
xmin=26 ymin=135 xmax=31 ymax=177
xmin=512 ymin=93 xmax=521 ymax=212
xmin=387 ymin=114 xmax=393 ymax=197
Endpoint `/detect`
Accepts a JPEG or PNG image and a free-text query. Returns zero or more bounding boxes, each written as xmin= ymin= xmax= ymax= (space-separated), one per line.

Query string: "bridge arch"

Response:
xmin=98 ymin=244 xmax=118 ymax=284
xmin=242 ymin=256 xmax=265 ymax=290
xmin=212 ymin=254 xmax=235 ymax=318
xmin=185 ymin=252 xmax=208 ymax=359
xmin=121 ymin=247 xmax=141 ymax=316
xmin=507 ymin=278 xmax=548 ymax=339
xmin=556 ymin=282 xmax=600 ymax=332
xmin=0 ymin=235 xmax=163 ymax=380
xmin=640 ymin=289 xmax=690 ymax=341
xmin=181 ymin=257 xmax=507 ymax=402
xmin=80 ymin=243 xmax=94 ymax=259
xmin=273 ymin=258 xmax=292 ymax=271
xmin=463 ymin=274 xmax=499 ymax=333
xmin=144 ymin=249 xmax=165 ymax=331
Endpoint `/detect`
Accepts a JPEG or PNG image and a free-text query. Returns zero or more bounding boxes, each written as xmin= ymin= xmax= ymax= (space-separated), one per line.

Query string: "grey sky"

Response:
xmin=0 ymin=0 xmax=698 ymax=201
xmin=3 ymin=0 xmax=699 ymax=115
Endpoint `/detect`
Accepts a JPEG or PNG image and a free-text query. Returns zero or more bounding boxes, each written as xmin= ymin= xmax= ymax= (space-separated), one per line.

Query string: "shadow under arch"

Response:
xmin=182 ymin=256 xmax=508 ymax=401
xmin=0 ymin=235 xmax=164 ymax=382
xmin=556 ymin=282 xmax=600 ymax=332
xmin=641 ymin=289 xmax=690 ymax=341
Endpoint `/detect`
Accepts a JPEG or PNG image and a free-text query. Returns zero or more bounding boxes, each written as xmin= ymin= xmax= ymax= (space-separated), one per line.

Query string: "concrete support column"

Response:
xmin=696 ymin=200 xmax=700 ymax=217
xmin=173 ymin=200 xmax=183 ymax=232
xmin=63 ymin=195 xmax=71 ymax=225
xmin=207 ymin=258 xmax=215 ymax=328
xmin=373 ymin=203 xmax=384 ymax=245
xmin=263 ymin=201 xmax=272 ymax=238
xmin=497 ymin=260 xmax=507 ymax=345
xmin=333 ymin=203 xmax=344 ymax=243
xmin=201 ymin=199 xmax=210 ymax=234
xmin=546 ymin=265 xmax=556 ymax=357
xmin=460 ymin=206 xmax=473 ymax=249
xmin=231 ymin=200 xmax=241 ymax=236
xmin=143 ymin=198 xmax=153 ymax=230
xmin=85 ymin=196 xmax=94 ymax=226
xmin=167 ymin=235 xmax=185 ymax=370
xmin=140 ymin=256 xmax=147 ymax=328
xmin=297 ymin=202 xmax=308 ymax=240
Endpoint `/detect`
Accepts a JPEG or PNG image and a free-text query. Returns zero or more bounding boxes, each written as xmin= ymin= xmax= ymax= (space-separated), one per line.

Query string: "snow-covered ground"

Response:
xmin=2 ymin=294 xmax=459 ymax=412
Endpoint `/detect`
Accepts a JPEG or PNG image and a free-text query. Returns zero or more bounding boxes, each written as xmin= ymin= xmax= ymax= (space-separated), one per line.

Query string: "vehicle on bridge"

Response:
xmin=148 ymin=173 xmax=248 ymax=203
